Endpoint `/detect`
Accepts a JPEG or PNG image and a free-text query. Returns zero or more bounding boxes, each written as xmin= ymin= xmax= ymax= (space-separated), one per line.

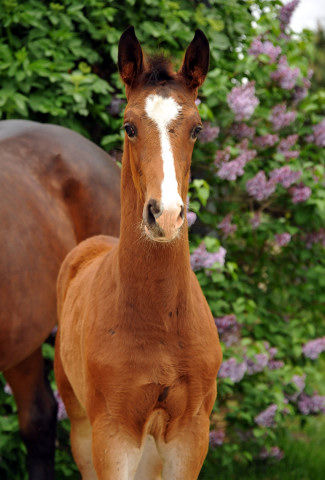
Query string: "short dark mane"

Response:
xmin=143 ymin=54 xmax=175 ymax=85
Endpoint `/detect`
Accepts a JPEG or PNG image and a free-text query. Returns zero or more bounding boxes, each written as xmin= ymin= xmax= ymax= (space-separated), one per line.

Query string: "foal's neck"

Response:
xmin=117 ymin=150 xmax=192 ymax=294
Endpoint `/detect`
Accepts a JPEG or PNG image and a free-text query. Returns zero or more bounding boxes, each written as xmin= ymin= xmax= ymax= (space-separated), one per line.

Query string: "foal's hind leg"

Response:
xmin=55 ymin=336 xmax=96 ymax=479
xmin=3 ymin=347 xmax=57 ymax=480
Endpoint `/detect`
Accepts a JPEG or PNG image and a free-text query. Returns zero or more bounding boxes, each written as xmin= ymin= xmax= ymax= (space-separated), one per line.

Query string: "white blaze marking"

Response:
xmin=145 ymin=94 xmax=183 ymax=210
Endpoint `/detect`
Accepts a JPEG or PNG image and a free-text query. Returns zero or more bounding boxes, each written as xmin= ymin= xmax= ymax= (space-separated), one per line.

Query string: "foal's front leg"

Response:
xmin=91 ymin=416 xmax=145 ymax=480
xmin=157 ymin=413 xmax=211 ymax=480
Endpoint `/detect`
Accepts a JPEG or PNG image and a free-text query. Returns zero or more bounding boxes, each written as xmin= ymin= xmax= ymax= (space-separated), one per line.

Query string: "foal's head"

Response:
xmin=118 ymin=27 xmax=209 ymax=242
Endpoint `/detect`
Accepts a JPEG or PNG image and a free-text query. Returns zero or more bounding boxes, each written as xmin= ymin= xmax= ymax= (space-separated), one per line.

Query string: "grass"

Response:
xmin=200 ymin=417 xmax=325 ymax=480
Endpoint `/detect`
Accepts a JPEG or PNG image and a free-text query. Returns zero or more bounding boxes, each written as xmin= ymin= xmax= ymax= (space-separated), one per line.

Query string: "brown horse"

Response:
xmin=55 ymin=27 xmax=222 ymax=479
xmin=0 ymin=119 xmax=121 ymax=479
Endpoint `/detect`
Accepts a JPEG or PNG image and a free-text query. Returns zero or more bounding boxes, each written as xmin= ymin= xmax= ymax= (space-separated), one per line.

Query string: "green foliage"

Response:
xmin=1 ymin=0 xmax=325 ymax=478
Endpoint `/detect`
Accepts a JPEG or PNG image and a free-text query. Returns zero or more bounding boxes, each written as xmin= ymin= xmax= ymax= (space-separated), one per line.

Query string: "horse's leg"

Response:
xmin=3 ymin=347 xmax=57 ymax=480
xmin=134 ymin=435 xmax=163 ymax=480
xmin=157 ymin=414 xmax=211 ymax=480
xmin=91 ymin=419 xmax=145 ymax=480
xmin=55 ymin=336 xmax=96 ymax=480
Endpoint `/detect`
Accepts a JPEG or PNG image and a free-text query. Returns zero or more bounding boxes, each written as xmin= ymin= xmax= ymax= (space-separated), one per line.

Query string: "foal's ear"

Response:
xmin=179 ymin=29 xmax=209 ymax=90
xmin=118 ymin=26 xmax=144 ymax=86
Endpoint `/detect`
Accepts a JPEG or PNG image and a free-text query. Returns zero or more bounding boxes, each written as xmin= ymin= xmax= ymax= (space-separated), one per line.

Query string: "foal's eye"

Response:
xmin=191 ymin=125 xmax=202 ymax=140
xmin=124 ymin=124 xmax=136 ymax=138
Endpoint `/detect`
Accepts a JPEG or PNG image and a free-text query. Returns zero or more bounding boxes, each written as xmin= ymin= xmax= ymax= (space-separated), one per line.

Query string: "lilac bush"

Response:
xmin=188 ymin=0 xmax=325 ymax=469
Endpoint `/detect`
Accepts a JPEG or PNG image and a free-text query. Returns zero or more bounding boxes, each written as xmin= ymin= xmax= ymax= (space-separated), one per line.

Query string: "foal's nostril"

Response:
xmin=180 ymin=205 xmax=184 ymax=220
xmin=146 ymin=199 xmax=161 ymax=225
xmin=147 ymin=204 xmax=156 ymax=226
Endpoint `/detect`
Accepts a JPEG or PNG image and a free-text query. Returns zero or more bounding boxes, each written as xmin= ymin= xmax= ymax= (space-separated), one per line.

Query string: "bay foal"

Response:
xmin=55 ymin=27 xmax=222 ymax=479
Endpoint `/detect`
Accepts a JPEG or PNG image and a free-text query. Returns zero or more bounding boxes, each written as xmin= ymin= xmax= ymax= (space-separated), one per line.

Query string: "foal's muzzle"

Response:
xmin=143 ymin=198 xmax=184 ymax=242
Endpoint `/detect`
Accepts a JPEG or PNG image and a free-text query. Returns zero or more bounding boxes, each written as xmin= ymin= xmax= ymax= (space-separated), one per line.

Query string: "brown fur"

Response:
xmin=0 ymin=119 xmax=121 ymax=479
xmin=55 ymin=27 xmax=222 ymax=480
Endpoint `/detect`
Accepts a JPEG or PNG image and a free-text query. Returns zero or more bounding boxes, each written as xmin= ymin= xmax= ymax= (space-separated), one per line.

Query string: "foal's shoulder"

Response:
xmin=57 ymin=235 xmax=118 ymax=312
xmin=64 ymin=235 xmax=118 ymax=269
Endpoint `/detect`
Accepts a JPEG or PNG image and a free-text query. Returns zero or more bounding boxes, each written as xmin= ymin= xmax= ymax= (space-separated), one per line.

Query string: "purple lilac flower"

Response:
xmin=216 ymin=158 xmax=244 ymax=181
xmin=290 ymin=184 xmax=311 ymax=203
xmin=214 ymin=147 xmax=231 ymax=165
xmin=254 ymin=134 xmax=279 ymax=149
xmin=215 ymin=314 xmax=241 ymax=347
xmin=274 ymin=233 xmax=291 ymax=247
xmin=298 ymin=393 xmax=325 ymax=415
xmin=251 ymin=211 xmax=261 ymax=229
xmin=213 ymin=247 xmax=227 ymax=267
xmin=195 ymin=98 xmax=201 ymax=105
xmin=292 ymin=374 xmax=306 ymax=393
xmin=303 ymin=70 xmax=313 ymax=89
xmin=269 ymin=166 xmax=301 ymax=187
xmin=254 ymin=404 xmax=277 ymax=427
xmin=277 ymin=134 xmax=299 ymax=160
xmin=302 ymin=337 xmax=325 ymax=360
xmin=227 ymin=81 xmax=259 ymax=121
xmin=265 ymin=344 xmax=284 ymax=370
xmin=245 ymin=353 xmax=269 ymax=375
xmin=246 ymin=171 xmax=277 ymax=201
xmin=4 ymin=383 xmax=12 ymax=395
xmin=268 ymin=359 xmax=285 ymax=370
xmin=293 ymin=70 xmax=313 ymax=104
xmin=293 ymin=86 xmax=308 ymax=104
xmin=230 ymin=123 xmax=256 ymax=139
xmin=260 ymin=446 xmax=284 ymax=461
xmin=218 ymin=214 xmax=237 ymax=238
xmin=216 ymin=147 xmax=257 ymax=181
xmin=54 ymin=390 xmax=68 ymax=421
xmin=304 ymin=229 xmax=325 ymax=248
xmin=107 ymin=97 xmax=124 ymax=116
xmin=312 ymin=119 xmax=325 ymax=147
xmin=271 ymin=56 xmax=300 ymax=90
xmin=282 ymin=398 xmax=291 ymax=416
xmin=270 ymin=104 xmax=297 ymax=131
xmin=215 ymin=314 xmax=237 ymax=333
xmin=187 ymin=211 xmax=197 ymax=227
xmin=278 ymin=0 xmax=300 ymax=31
xmin=186 ymin=197 xmax=197 ymax=227
xmin=198 ymin=122 xmax=220 ymax=143
xmin=190 ymin=242 xmax=226 ymax=271
xmin=249 ymin=37 xmax=282 ymax=64
xmin=287 ymin=374 xmax=306 ymax=401
xmin=218 ymin=357 xmax=247 ymax=383
xmin=209 ymin=430 xmax=225 ymax=447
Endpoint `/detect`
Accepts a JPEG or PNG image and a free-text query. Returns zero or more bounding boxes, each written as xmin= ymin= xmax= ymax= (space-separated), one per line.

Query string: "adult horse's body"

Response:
xmin=55 ymin=27 xmax=222 ymax=479
xmin=0 ymin=119 xmax=121 ymax=479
